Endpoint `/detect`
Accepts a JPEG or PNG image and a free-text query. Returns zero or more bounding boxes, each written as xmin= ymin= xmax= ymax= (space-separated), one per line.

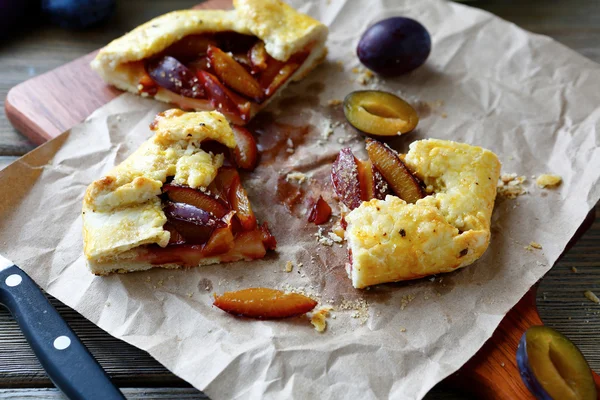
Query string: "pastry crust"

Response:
xmin=345 ymin=139 xmax=501 ymax=289
xmin=91 ymin=0 xmax=328 ymax=115
xmin=82 ymin=109 xmax=236 ymax=273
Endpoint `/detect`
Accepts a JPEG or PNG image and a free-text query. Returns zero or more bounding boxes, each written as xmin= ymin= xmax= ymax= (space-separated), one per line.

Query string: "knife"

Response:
xmin=0 ymin=255 xmax=125 ymax=400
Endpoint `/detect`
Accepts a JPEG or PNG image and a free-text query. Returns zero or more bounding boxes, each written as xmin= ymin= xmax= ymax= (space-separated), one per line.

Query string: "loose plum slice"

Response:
xmin=331 ymin=148 xmax=362 ymax=210
xmin=197 ymin=70 xmax=251 ymax=125
xmin=357 ymin=159 xmax=389 ymax=201
xmin=213 ymin=288 xmax=317 ymax=319
xmin=207 ymin=45 xmax=264 ymax=102
xmin=163 ymin=201 xmax=225 ymax=244
xmin=517 ymin=326 xmax=597 ymax=400
xmin=307 ymin=196 xmax=332 ymax=225
xmin=146 ymin=56 xmax=205 ymax=99
xmin=344 ymin=90 xmax=418 ymax=136
xmin=231 ymin=125 xmax=258 ymax=171
xmin=163 ymin=184 xmax=229 ymax=218
xmin=365 ymin=138 xmax=424 ymax=203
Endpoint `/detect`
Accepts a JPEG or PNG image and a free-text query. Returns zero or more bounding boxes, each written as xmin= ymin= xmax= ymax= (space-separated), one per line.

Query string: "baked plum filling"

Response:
xmin=332 ymin=139 xmax=426 ymax=274
xmin=138 ymin=32 xmax=311 ymax=125
xmin=143 ymin=167 xmax=276 ymax=266
xmin=331 ymin=138 xmax=424 ymax=211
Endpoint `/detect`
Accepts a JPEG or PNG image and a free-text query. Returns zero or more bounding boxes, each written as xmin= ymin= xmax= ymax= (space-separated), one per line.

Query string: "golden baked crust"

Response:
xmin=345 ymin=139 xmax=501 ymax=289
xmin=91 ymin=0 xmax=328 ymax=113
xmin=82 ymin=109 xmax=235 ymax=271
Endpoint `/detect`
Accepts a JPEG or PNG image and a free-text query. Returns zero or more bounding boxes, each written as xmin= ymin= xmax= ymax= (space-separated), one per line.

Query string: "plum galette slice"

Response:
xmin=91 ymin=0 xmax=328 ymax=125
xmin=332 ymin=138 xmax=501 ymax=288
xmin=82 ymin=109 xmax=275 ymax=275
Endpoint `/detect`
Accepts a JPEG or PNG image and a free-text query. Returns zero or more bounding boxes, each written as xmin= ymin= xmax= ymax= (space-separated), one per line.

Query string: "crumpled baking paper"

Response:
xmin=0 ymin=0 xmax=599 ymax=398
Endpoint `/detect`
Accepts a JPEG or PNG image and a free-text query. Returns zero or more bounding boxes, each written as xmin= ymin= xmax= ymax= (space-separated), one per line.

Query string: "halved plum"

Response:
xmin=197 ymin=70 xmax=251 ymax=125
xmin=344 ymin=90 xmax=418 ymax=136
xmin=331 ymin=148 xmax=362 ymax=210
xmin=516 ymin=326 xmax=597 ymax=400
xmin=146 ymin=56 xmax=205 ymax=99
xmin=307 ymin=196 xmax=332 ymax=225
xmin=163 ymin=201 xmax=225 ymax=244
xmin=231 ymin=125 xmax=258 ymax=171
xmin=357 ymin=159 xmax=389 ymax=201
xmin=365 ymin=138 xmax=424 ymax=203
xmin=207 ymin=45 xmax=264 ymax=102
xmin=163 ymin=184 xmax=229 ymax=218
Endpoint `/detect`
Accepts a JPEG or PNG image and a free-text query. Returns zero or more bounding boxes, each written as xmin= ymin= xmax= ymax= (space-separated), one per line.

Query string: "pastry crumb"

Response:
xmin=441 ymin=112 xmax=448 ymax=118
xmin=584 ymin=290 xmax=599 ymax=304
xmin=400 ymin=294 xmax=415 ymax=310
xmin=328 ymin=99 xmax=342 ymax=107
xmin=284 ymin=260 xmax=294 ymax=273
xmin=339 ymin=298 xmax=369 ymax=324
xmin=315 ymin=227 xmax=334 ymax=246
xmin=328 ymin=231 xmax=344 ymax=243
xmin=529 ymin=241 xmax=543 ymax=249
xmin=497 ymin=173 xmax=527 ymax=199
xmin=536 ymin=174 xmax=562 ymax=188
xmin=285 ymin=171 xmax=308 ymax=184
xmin=310 ymin=306 xmax=333 ymax=332
xmin=400 ymin=327 xmax=407 ymax=333
xmin=321 ymin=119 xmax=334 ymax=141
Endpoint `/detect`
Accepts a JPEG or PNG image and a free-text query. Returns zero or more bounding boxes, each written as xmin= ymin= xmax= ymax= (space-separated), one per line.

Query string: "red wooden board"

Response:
xmin=4 ymin=1 xmax=599 ymax=398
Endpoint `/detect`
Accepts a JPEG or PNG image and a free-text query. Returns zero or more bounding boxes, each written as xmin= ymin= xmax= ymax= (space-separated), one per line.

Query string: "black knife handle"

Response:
xmin=0 ymin=264 xmax=125 ymax=400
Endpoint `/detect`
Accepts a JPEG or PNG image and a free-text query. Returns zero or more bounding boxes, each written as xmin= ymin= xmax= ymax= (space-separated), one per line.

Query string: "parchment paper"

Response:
xmin=1 ymin=0 xmax=599 ymax=398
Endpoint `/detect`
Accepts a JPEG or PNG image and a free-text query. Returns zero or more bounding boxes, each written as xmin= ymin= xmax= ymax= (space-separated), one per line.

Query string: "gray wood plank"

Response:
xmin=0 ymin=387 xmax=475 ymax=399
xmin=0 ymin=156 xmax=18 ymax=170
xmin=0 ymin=388 xmax=208 ymax=399
xmin=0 ymin=0 xmax=200 ymax=156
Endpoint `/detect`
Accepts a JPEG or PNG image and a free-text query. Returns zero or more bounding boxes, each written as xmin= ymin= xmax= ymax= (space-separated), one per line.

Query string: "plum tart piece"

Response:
xmin=333 ymin=139 xmax=501 ymax=288
xmin=82 ymin=109 xmax=275 ymax=275
xmin=91 ymin=0 xmax=328 ymax=125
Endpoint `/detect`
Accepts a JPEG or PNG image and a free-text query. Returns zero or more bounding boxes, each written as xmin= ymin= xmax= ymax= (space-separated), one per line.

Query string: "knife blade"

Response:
xmin=0 ymin=254 xmax=124 ymax=400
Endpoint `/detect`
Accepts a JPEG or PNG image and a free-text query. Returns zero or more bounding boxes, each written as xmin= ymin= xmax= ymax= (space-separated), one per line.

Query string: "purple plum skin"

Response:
xmin=146 ymin=56 xmax=204 ymax=99
xmin=357 ymin=17 xmax=431 ymax=76
xmin=516 ymin=331 xmax=553 ymax=400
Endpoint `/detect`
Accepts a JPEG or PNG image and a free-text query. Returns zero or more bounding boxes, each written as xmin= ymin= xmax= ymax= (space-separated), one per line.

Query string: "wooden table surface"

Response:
xmin=0 ymin=1 xmax=598 ymax=399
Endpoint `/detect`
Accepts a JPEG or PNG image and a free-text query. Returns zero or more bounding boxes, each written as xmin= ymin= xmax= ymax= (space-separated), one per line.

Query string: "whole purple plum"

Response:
xmin=357 ymin=17 xmax=431 ymax=76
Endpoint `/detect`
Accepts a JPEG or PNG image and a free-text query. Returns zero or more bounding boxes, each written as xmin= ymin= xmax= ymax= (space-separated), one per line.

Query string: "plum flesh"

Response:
xmin=516 ymin=326 xmax=597 ymax=400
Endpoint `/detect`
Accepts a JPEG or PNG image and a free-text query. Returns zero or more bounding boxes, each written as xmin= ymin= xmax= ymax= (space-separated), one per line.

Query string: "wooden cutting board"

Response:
xmin=4 ymin=0 xmax=599 ymax=397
